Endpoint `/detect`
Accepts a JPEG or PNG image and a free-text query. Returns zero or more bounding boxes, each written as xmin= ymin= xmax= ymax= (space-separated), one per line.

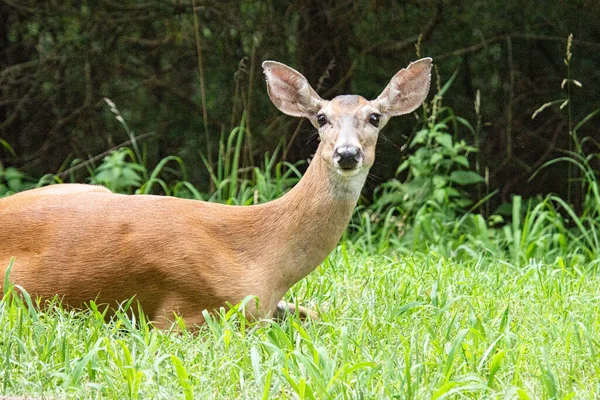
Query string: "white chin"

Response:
xmin=336 ymin=168 xmax=361 ymax=177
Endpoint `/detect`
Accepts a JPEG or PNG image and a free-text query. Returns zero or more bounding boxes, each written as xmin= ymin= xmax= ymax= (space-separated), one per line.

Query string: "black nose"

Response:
xmin=334 ymin=146 xmax=362 ymax=170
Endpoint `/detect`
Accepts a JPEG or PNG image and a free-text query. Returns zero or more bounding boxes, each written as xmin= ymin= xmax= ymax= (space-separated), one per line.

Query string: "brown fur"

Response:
xmin=0 ymin=151 xmax=356 ymax=328
xmin=0 ymin=59 xmax=432 ymax=329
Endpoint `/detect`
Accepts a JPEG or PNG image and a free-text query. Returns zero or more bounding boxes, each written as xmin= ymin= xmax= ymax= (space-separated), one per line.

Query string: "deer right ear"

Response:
xmin=262 ymin=61 xmax=323 ymax=118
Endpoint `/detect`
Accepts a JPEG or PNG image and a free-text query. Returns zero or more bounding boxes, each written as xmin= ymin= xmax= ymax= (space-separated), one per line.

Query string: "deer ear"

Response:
xmin=262 ymin=61 xmax=323 ymax=118
xmin=374 ymin=58 xmax=433 ymax=117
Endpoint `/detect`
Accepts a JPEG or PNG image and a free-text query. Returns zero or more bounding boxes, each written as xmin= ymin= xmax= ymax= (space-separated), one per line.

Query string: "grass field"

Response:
xmin=1 ymin=89 xmax=598 ymax=398
xmin=2 ymin=242 xmax=599 ymax=399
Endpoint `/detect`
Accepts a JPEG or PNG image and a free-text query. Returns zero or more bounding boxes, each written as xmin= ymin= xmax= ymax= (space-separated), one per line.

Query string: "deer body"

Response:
xmin=0 ymin=59 xmax=431 ymax=328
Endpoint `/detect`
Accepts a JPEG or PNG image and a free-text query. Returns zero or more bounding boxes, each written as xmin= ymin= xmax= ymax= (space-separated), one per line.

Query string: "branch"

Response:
xmin=123 ymin=35 xmax=175 ymax=48
xmin=363 ymin=3 xmax=441 ymax=58
xmin=433 ymin=35 xmax=505 ymax=61
xmin=0 ymin=0 xmax=44 ymax=14
xmin=0 ymin=60 xmax=39 ymax=83
xmin=434 ymin=33 xmax=600 ymax=61
xmin=0 ymin=81 xmax=40 ymax=131
xmin=57 ymin=131 xmax=157 ymax=179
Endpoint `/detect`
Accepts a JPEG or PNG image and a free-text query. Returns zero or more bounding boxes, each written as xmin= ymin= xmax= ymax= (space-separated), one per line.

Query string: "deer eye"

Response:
xmin=369 ymin=113 xmax=381 ymax=127
xmin=317 ymin=114 xmax=328 ymax=127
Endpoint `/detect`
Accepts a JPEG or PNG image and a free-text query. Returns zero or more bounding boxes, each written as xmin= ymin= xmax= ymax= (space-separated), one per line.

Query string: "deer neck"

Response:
xmin=261 ymin=146 xmax=367 ymax=287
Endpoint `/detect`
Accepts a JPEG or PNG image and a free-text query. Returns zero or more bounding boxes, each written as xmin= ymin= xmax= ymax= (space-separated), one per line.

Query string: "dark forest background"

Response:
xmin=1 ymin=0 xmax=599 ymax=211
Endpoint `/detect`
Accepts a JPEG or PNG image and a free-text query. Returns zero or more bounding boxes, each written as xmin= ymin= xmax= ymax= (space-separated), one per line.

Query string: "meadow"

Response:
xmin=1 ymin=234 xmax=599 ymax=399
xmin=1 ymin=53 xmax=599 ymax=399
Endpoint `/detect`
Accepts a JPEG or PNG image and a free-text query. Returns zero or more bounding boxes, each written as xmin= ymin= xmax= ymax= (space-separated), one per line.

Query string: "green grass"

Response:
xmin=2 ymin=244 xmax=599 ymax=399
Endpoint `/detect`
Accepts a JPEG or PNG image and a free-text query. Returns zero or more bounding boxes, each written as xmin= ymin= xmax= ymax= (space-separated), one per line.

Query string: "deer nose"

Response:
xmin=333 ymin=146 xmax=363 ymax=170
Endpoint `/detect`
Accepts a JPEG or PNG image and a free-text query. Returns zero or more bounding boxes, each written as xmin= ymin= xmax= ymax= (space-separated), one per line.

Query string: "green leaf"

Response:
xmin=430 ymin=152 xmax=444 ymax=165
xmin=454 ymin=155 xmax=469 ymax=167
xmin=435 ymin=133 xmax=453 ymax=149
xmin=443 ymin=328 xmax=469 ymax=380
xmin=487 ymin=350 xmax=505 ymax=387
xmin=395 ymin=301 xmax=425 ymax=316
xmin=171 ymin=355 xmax=193 ymax=400
xmin=396 ymin=160 xmax=410 ymax=175
xmin=445 ymin=187 xmax=461 ymax=197
xmin=3 ymin=258 xmax=14 ymax=296
xmin=433 ymin=175 xmax=447 ymax=188
xmin=434 ymin=188 xmax=446 ymax=203
xmin=410 ymin=129 xmax=429 ymax=147
xmin=449 ymin=170 xmax=484 ymax=185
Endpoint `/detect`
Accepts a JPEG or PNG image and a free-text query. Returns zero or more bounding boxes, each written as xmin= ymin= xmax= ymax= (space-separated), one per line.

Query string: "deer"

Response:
xmin=0 ymin=58 xmax=432 ymax=329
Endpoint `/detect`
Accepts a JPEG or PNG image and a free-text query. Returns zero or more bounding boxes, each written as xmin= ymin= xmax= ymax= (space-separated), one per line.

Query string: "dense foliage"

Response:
xmin=1 ymin=0 xmax=599 ymax=210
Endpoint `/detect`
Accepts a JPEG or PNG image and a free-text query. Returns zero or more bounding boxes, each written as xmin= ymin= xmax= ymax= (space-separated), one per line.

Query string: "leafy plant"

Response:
xmin=89 ymin=148 xmax=145 ymax=193
xmin=201 ymin=114 xmax=301 ymax=205
xmin=351 ymin=69 xmax=484 ymax=253
xmin=0 ymin=165 xmax=37 ymax=197
xmin=522 ymin=34 xmax=600 ymax=264
xmin=383 ymin=69 xmax=482 ymax=211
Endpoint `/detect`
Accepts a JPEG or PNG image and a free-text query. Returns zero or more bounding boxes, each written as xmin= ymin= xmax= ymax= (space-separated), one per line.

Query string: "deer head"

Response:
xmin=262 ymin=58 xmax=432 ymax=181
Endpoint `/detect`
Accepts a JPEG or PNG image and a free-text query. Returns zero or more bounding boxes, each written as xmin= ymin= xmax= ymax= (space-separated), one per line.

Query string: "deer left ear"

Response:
xmin=374 ymin=58 xmax=433 ymax=117
xmin=263 ymin=61 xmax=323 ymax=118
